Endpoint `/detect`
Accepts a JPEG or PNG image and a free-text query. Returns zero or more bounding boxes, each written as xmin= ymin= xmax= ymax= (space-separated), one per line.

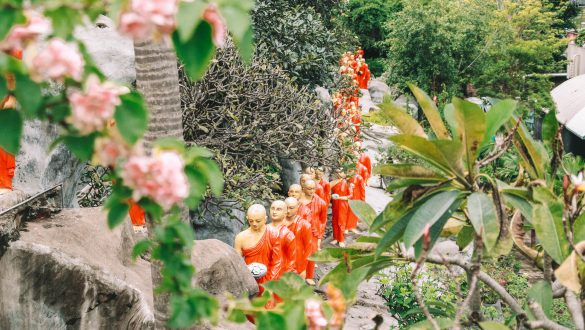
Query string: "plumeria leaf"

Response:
xmin=0 ymin=7 xmax=25 ymax=41
xmin=107 ymin=202 xmax=130 ymax=229
xmin=115 ymin=91 xmax=148 ymax=145
xmin=176 ymin=1 xmax=206 ymax=42
xmin=0 ymin=109 xmax=22 ymax=154
xmin=132 ymin=239 xmax=152 ymax=259
xmin=14 ymin=73 xmax=42 ymax=118
xmin=172 ymin=22 xmax=215 ymax=82
xmin=63 ymin=133 xmax=96 ymax=161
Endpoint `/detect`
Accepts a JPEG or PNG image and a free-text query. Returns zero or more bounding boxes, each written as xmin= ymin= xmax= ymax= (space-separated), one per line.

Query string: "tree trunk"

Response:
xmin=134 ymin=37 xmax=182 ymax=330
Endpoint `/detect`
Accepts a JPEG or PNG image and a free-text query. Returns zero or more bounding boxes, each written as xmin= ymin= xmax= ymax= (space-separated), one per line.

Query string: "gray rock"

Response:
xmin=368 ymin=80 xmax=390 ymax=104
xmin=191 ymin=199 xmax=246 ymax=247
xmin=74 ymin=15 xmax=136 ymax=84
xmin=359 ymin=89 xmax=379 ymax=114
xmin=0 ymin=207 xmax=258 ymax=329
xmin=278 ymin=157 xmax=302 ymax=194
xmin=315 ymin=86 xmax=332 ymax=107
xmin=0 ymin=189 xmax=27 ymax=212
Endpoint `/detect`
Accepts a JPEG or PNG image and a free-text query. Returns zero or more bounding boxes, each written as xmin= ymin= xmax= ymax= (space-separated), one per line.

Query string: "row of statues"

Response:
xmin=235 ymin=151 xmax=372 ymax=291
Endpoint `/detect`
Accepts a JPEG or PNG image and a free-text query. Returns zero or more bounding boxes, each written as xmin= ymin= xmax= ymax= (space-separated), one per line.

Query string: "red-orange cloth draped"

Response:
xmin=357 ymin=63 xmax=370 ymax=89
xmin=358 ymin=153 xmax=372 ymax=181
xmin=315 ymin=183 xmax=326 ymax=206
xmin=277 ymin=225 xmax=297 ymax=277
xmin=348 ymin=173 xmax=365 ymax=230
xmin=319 ymin=178 xmax=331 ymax=206
xmin=286 ymin=216 xmax=312 ymax=274
xmin=357 ymin=163 xmax=368 ymax=190
xmin=128 ymin=200 xmax=146 ymax=226
xmin=331 ymin=179 xmax=350 ymax=243
xmin=241 ymin=227 xmax=283 ymax=294
xmin=299 ymin=195 xmax=327 ymax=279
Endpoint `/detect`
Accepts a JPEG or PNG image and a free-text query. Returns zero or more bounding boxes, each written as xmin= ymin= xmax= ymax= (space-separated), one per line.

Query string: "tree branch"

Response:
xmin=526 ymin=302 xmax=571 ymax=330
xmin=564 ymin=289 xmax=584 ymax=330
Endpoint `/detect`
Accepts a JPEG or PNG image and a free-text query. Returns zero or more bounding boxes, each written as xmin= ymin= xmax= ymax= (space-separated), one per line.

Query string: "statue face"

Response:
xmin=300 ymin=174 xmax=311 ymax=187
xmin=247 ymin=212 xmax=266 ymax=232
xmin=303 ymin=181 xmax=316 ymax=198
xmin=288 ymin=185 xmax=302 ymax=199
xmin=285 ymin=200 xmax=299 ymax=218
xmin=270 ymin=202 xmax=286 ymax=222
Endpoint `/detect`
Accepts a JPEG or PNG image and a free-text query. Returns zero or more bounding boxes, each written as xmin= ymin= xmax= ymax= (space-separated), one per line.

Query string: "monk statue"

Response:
xmin=355 ymin=142 xmax=372 ymax=184
xmin=289 ymin=183 xmax=311 ymax=220
xmin=284 ymin=197 xmax=314 ymax=278
xmin=268 ymin=200 xmax=297 ymax=277
xmin=348 ymin=168 xmax=365 ymax=234
xmin=330 ymin=169 xmax=351 ymax=247
xmin=315 ymin=167 xmax=331 ymax=206
xmin=301 ymin=172 xmax=325 ymax=209
xmin=298 ymin=179 xmax=327 ymax=285
xmin=235 ymin=204 xmax=283 ymax=294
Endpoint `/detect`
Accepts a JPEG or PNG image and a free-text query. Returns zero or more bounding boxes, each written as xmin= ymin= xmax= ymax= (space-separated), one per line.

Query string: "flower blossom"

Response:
xmin=203 ymin=4 xmax=227 ymax=48
xmin=0 ymin=10 xmax=51 ymax=53
xmin=305 ymin=299 xmax=327 ymax=330
xmin=326 ymin=285 xmax=347 ymax=330
xmin=121 ymin=151 xmax=189 ymax=210
xmin=31 ymin=38 xmax=84 ymax=81
xmin=119 ymin=0 xmax=178 ymax=40
xmin=67 ymin=75 xmax=128 ymax=134
xmin=571 ymin=172 xmax=585 ymax=192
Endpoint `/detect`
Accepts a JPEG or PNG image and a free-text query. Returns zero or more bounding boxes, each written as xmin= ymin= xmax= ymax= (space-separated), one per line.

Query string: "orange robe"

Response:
xmin=128 ymin=200 xmax=146 ymax=226
xmin=359 ymin=153 xmax=372 ymax=182
xmin=242 ymin=227 xmax=283 ymax=295
xmin=315 ymin=182 xmax=326 ymax=205
xmin=0 ymin=51 xmax=22 ymax=190
xmin=331 ymin=179 xmax=350 ymax=243
xmin=286 ymin=216 xmax=312 ymax=274
xmin=357 ymin=63 xmax=370 ymax=89
xmin=348 ymin=173 xmax=365 ymax=230
xmin=319 ymin=178 xmax=331 ymax=206
xmin=299 ymin=195 xmax=327 ymax=279
xmin=357 ymin=163 xmax=368 ymax=189
xmin=277 ymin=225 xmax=297 ymax=277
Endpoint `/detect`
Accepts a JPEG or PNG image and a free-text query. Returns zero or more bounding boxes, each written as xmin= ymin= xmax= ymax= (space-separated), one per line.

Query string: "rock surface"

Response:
xmin=190 ymin=199 xmax=247 ymax=246
xmin=368 ymin=80 xmax=391 ymax=103
xmin=0 ymin=207 xmax=257 ymax=329
xmin=278 ymin=157 xmax=302 ymax=195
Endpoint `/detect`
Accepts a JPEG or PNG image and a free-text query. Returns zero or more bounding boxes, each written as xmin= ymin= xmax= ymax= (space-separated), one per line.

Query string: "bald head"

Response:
xmin=246 ymin=204 xmax=267 ymax=232
xmin=270 ymin=200 xmax=287 ymax=224
xmin=300 ymin=173 xmax=312 ymax=187
xmin=285 ymin=197 xmax=299 ymax=219
xmin=304 ymin=167 xmax=316 ymax=180
xmin=303 ymin=179 xmax=317 ymax=198
xmin=288 ymin=184 xmax=302 ymax=199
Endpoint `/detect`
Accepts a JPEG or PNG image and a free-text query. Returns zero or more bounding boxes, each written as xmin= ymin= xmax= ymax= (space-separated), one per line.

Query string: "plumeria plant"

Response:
xmin=0 ymin=0 xmax=253 ymax=327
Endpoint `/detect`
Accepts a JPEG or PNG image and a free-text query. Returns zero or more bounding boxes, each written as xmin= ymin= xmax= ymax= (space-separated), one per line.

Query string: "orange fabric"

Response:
xmin=286 ymin=216 xmax=312 ymax=274
xmin=357 ymin=163 xmax=368 ymax=189
xmin=359 ymin=153 xmax=372 ymax=181
xmin=299 ymin=195 xmax=326 ymax=280
xmin=242 ymin=227 xmax=282 ymax=294
xmin=128 ymin=200 xmax=146 ymax=226
xmin=315 ymin=183 xmax=326 ymax=205
xmin=348 ymin=174 xmax=365 ymax=230
xmin=319 ymin=178 xmax=331 ymax=206
xmin=0 ymin=148 xmax=15 ymax=190
xmin=277 ymin=225 xmax=297 ymax=277
xmin=331 ymin=179 xmax=350 ymax=243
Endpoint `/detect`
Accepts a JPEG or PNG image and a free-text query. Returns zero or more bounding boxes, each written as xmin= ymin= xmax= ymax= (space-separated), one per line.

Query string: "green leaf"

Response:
xmin=377 ymin=100 xmax=426 ymax=137
xmin=319 ymin=263 xmax=370 ymax=301
xmin=348 ymin=200 xmax=377 ymax=227
xmin=14 ymin=74 xmax=42 ymax=118
xmin=196 ymin=158 xmax=224 ymax=196
xmin=235 ymin=26 xmax=254 ymax=63
xmin=502 ymin=190 xmax=533 ymax=222
xmin=573 ymin=213 xmax=585 ymax=244
xmin=467 ymin=192 xmax=499 ymax=252
xmin=107 ymin=202 xmax=130 ymax=229
xmin=0 ymin=7 xmax=25 ymax=41
xmin=45 ymin=7 xmax=81 ymax=39
xmin=479 ymin=321 xmax=511 ymax=330
xmin=256 ymin=312 xmax=286 ymax=330
xmin=541 ymin=110 xmax=559 ymax=145
xmin=62 ymin=134 xmax=96 ymax=161
xmin=176 ymin=1 xmax=206 ymax=42
xmin=262 ymin=273 xmax=314 ymax=301
xmin=375 ymin=164 xmax=446 ymax=181
xmin=375 ymin=211 xmax=411 ymax=256
xmin=528 ymin=281 xmax=552 ymax=319
xmin=283 ymin=302 xmax=306 ymax=330
xmin=443 ymin=103 xmax=459 ymax=141
xmin=403 ymin=191 xmax=461 ymax=248
xmin=409 ymin=318 xmax=453 ymax=329
xmin=114 ymin=92 xmax=148 ymax=145
xmin=413 ymin=214 xmax=450 ymax=259
xmin=452 ymin=97 xmax=486 ymax=176
xmin=154 ymin=137 xmax=186 ymax=152
xmin=408 ymin=84 xmax=450 ymax=139
xmin=389 ymin=134 xmax=463 ymax=178
xmin=509 ymin=115 xmax=548 ymax=179
xmin=456 ymin=225 xmax=475 ymax=250
xmin=532 ymin=203 xmax=570 ymax=264
xmin=0 ymin=75 xmax=6 ymax=102
xmin=0 ymin=109 xmax=22 ymax=154
xmin=172 ymin=22 xmax=215 ymax=82
xmin=168 ymin=292 xmax=219 ymax=328
xmin=482 ymin=99 xmax=516 ymax=149
xmin=132 ymin=239 xmax=152 ymax=259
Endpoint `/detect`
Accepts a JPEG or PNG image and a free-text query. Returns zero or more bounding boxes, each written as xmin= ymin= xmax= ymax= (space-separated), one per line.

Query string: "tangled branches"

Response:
xmin=181 ymin=42 xmax=340 ymax=205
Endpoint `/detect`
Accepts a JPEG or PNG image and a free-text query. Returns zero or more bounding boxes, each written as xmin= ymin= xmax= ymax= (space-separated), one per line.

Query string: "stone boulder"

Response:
xmin=359 ymin=89 xmax=380 ymax=114
xmin=0 ymin=207 xmax=257 ymax=329
xmin=278 ymin=157 xmax=302 ymax=195
xmin=190 ymin=199 xmax=246 ymax=246
xmin=368 ymin=80 xmax=391 ymax=104
xmin=314 ymin=86 xmax=332 ymax=107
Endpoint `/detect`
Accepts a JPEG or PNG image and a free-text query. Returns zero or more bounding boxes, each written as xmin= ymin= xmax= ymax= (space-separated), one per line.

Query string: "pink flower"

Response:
xmin=0 ymin=10 xmax=51 ymax=53
xmin=203 ymin=4 xmax=227 ymax=48
xmin=93 ymin=129 xmax=137 ymax=167
xmin=121 ymin=151 xmax=189 ymax=210
xmin=119 ymin=12 xmax=153 ymax=41
xmin=67 ymin=75 xmax=128 ymax=134
xmin=31 ymin=38 xmax=84 ymax=81
xmin=305 ymin=300 xmax=327 ymax=330
xmin=119 ymin=0 xmax=178 ymax=39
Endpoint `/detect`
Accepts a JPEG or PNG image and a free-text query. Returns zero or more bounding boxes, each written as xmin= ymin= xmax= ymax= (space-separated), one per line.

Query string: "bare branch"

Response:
xmin=526 ymin=302 xmax=571 ymax=330
xmin=564 ymin=289 xmax=584 ymax=330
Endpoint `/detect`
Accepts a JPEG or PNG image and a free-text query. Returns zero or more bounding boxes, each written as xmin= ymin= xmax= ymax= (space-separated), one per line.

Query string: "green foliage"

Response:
xmin=252 ymin=0 xmax=347 ymax=87
xmin=0 ymin=109 xmax=22 ymax=154
xmin=114 ymin=91 xmax=148 ymax=145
